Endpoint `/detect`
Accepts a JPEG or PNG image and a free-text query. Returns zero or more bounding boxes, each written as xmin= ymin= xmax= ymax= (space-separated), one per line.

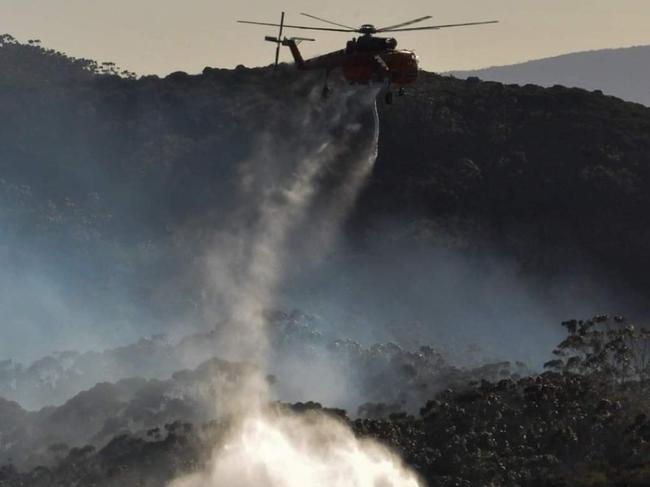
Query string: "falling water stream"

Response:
xmin=169 ymin=85 xmax=423 ymax=487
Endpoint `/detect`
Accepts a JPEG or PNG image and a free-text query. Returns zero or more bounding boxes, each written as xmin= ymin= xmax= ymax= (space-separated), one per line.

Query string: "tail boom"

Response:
xmin=282 ymin=38 xmax=306 ymax=68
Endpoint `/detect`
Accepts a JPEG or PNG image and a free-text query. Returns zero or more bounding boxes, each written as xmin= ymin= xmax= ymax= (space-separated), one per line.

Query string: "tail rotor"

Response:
xmin=263 ymin=11 xmax=286 ymax=69
xmin=263 ymin=12 xmax=315 ymax=69
xmin=275 ymin=12 xmax=285 ymax=68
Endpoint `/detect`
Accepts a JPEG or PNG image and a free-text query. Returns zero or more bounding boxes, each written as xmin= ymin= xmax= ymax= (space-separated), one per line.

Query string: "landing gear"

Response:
xmin=384 ymin=87 xmax=404 ymax=104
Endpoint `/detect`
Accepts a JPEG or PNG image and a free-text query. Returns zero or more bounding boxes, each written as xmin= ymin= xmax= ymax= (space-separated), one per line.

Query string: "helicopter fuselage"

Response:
xmin=286 ymin=35 xmax=419 ymax=86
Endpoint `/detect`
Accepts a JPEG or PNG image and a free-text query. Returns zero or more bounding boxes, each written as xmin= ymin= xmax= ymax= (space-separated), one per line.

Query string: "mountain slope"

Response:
xmin=3 ymin=37 xmax=650 ymax=362
xmin=4 ymin=35 xmax=650 ymax=487
xmin=363 ymin=74 xmax=650 ymax=293
xmin=448 ymin=45 xmax=650 ymax=106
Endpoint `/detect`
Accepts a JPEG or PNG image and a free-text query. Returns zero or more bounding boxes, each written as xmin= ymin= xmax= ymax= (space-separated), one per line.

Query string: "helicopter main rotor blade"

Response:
xmin=383 ymin=20 xmax=499 ymax=32
xmin=376 ymin=16 xmax=433 ymax=32
xmin=300 ymin=12 xmax=356 ymax=30
xmin=237 ymin=20 xmax=354 ymax=33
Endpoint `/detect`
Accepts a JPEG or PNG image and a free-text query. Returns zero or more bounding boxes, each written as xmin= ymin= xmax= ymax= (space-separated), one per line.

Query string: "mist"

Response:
xmin=262 ymin=232 xmax=636 ymax=413
xmin=0 ymin=241 xmax=146 ymax=362
xmin=280 ymin=233 xmax=630 ymax=363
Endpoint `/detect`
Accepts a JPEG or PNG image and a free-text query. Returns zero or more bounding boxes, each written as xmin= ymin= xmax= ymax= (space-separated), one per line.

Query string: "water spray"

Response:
xmin=170 ymin=83 xmax=423 ymax=486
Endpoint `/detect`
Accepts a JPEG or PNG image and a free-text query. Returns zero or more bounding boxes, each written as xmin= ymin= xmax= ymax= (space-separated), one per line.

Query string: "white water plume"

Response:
xmin=170 ymin=84 xmax=423 ymax=486
xmin=170 ymin=410 xmax=422 ymax=487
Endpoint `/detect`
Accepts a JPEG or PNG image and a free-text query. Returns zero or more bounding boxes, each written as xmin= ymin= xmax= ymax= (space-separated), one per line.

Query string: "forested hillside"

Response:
xmin=4 ymin=34 xmax=650 ymax=486
xmin=3 ymin=34 xmax=650 ymax=304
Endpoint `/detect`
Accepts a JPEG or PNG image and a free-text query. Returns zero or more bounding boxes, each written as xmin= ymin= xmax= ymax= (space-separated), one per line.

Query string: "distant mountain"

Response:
xmin=449 ymin=45 xmax=650 ymax=106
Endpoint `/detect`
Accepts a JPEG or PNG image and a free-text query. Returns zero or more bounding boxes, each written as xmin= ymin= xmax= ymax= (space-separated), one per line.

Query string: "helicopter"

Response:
xmin=238 ymin=12 xmax=498 ymax=104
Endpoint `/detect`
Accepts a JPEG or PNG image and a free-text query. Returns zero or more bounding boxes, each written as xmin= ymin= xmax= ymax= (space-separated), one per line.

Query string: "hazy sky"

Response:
xmin=3 ymin=0 xmax=650 ymax=75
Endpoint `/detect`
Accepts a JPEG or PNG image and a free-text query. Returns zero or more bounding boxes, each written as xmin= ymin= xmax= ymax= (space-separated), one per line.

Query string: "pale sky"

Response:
xmin=3 ymin=0 xmax=650 ymax=75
